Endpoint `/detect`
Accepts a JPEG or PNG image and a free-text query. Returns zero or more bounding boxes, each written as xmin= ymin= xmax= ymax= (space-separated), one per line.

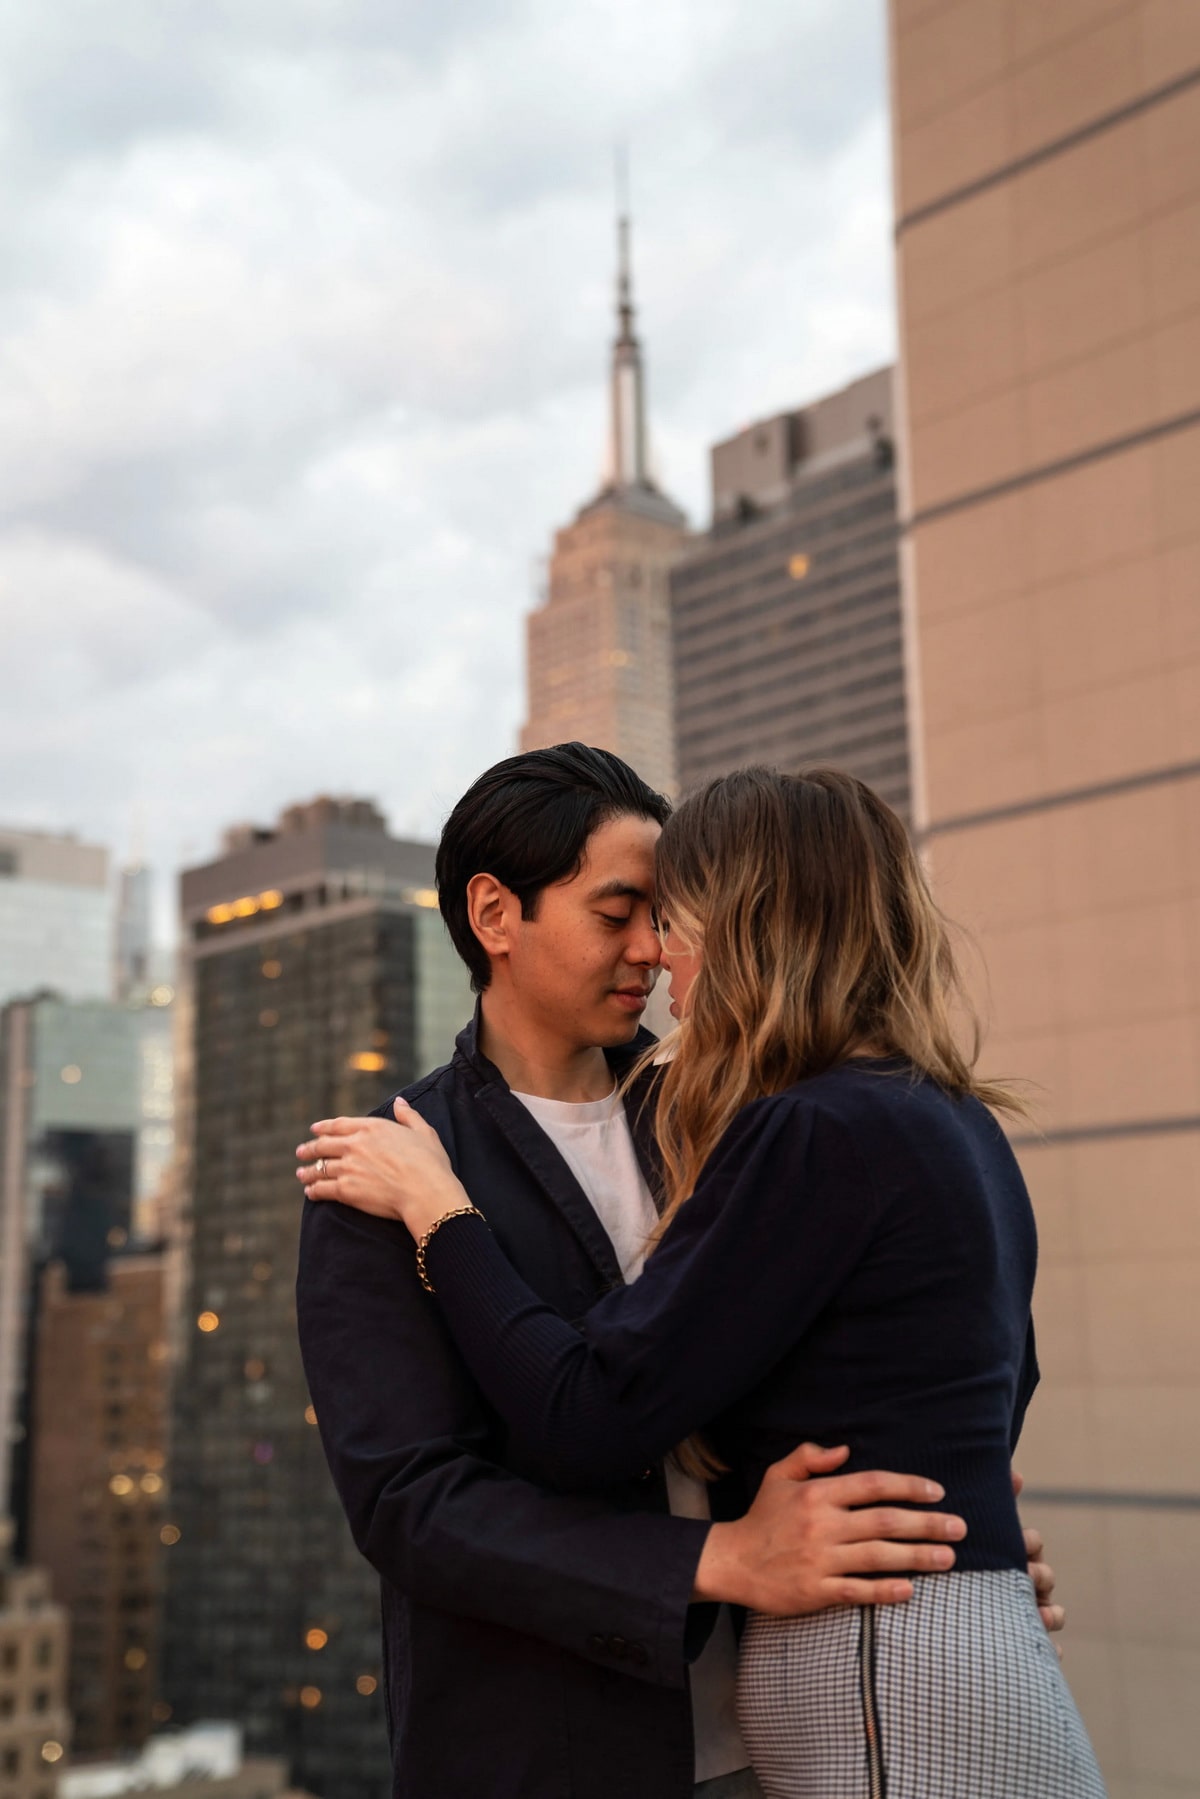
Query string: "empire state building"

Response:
xmin=519 ymin=213 xmax=687 ymax=796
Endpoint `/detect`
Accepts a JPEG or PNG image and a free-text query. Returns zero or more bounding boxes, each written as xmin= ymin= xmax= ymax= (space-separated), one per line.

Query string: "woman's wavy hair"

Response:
xmin=640 ymin=766 xmax=1024 ymax=1241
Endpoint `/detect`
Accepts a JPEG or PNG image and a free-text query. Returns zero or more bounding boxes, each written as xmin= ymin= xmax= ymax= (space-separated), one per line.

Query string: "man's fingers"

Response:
xmin=834 ymin=1540 xmax=957 ymax=1575
xmin=1029 ymin=1558 xmax=1056 ymax=1600
xmin=766 ymin=1442 xmax=850 ymax=1484
xmin=1040 ymin=1603 xmax=1066 ymax=1634
xmin=308 ymin=1116 xmax=358 ymax=1136
xmin=839 ymin=1504 xmax=967 ymax=1545
xmin=1023 ymin=1524 xmax=1046 ymax=1563
xmin=1012 ymin=1467 xmax=1025 ymax=1499
xmin=831 ymin=1578 xmax=914 ymax=1608
xmin=822 ymin=1468 xmax=947 ymax=1509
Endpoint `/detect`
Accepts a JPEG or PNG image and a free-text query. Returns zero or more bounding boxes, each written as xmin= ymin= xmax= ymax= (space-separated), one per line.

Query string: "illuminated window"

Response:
xmin=299 ymin=1686 xmax=322 ymax=1710
xmin=261 ymin=960 xmax=282 ymax=979
xmin=356 ymin=1674 xmax=377 ymax=1696
xmin=305 ymin=1628 xmax=328 ymax=1651
xmin=788 ymin=553 xmax=811 ymax=580
xmin=60 ymin=1065 xmax=82 ymax=1085
xmin=160 ymin=1526 xmax=181 ymax=1547
xmin=348 ymin=1051 xmax=386 ymax=1073
xmin=197 ymin=1312 xmax=219 ymax=1334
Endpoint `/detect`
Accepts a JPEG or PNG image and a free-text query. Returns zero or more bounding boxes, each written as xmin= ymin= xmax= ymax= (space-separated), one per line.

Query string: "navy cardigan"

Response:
xmin=424 ymin=1058 xmax=1040 ymax=1573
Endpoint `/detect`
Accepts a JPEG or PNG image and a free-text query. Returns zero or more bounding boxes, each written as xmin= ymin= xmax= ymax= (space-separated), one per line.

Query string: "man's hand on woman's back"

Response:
xmin=692 ymin=1442 xmax=966 ymax=1614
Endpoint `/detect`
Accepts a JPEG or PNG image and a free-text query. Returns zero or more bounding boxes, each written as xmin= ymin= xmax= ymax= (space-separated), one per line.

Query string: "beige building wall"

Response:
xmin=889 ymin=4 xmax=1200 ymax=1796
xmin=521 ymin=497 xmax=685 ymax=797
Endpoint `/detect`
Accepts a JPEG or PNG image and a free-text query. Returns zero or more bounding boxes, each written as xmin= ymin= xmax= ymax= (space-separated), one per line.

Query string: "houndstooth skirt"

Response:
xmin=737 ymin=1570 xmax=1107 ymax=1799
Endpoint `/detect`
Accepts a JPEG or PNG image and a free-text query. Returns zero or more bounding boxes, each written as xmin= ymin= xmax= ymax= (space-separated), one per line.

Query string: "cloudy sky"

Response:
xmin=0 ymin=0 xmax=894 ymax=939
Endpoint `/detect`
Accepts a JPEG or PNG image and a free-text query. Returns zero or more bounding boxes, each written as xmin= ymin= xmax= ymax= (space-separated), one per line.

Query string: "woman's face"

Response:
xmin=660 ymin=925 xmax=702 ymax=1020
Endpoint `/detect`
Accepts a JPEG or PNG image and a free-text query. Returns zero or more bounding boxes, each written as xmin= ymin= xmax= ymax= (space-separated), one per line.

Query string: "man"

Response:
xmin=297 ymin=744 xmax=1058 ymax=1799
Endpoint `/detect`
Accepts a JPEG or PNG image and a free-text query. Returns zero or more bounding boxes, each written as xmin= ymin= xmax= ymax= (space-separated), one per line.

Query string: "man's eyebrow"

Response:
xmin=586 ymin=879 xmax=650 ymax=903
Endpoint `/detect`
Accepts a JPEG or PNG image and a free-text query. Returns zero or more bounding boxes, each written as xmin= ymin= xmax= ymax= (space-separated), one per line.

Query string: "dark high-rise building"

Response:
xmin=164 ymin=797 xmax=471 ymax=1799
xmin=669 ymin=366 xmax=909 ymax=818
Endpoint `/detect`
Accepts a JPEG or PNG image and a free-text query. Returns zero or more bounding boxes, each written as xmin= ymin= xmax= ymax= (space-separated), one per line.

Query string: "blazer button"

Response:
xmin=588 ymin=1634 xmax=607 ymax=1657
xmin=608 ymin=1636 xmax=628 ymax=1659
xmin=628 ymin=1642 xmax=649 ymax=1667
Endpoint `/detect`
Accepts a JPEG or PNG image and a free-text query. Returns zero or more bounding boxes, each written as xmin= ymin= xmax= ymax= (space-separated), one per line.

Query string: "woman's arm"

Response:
xmin=302 ymin=1093 xmax=885 ymax=1489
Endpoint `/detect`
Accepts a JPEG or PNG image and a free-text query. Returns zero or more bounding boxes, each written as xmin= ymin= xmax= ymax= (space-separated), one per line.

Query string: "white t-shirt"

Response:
xmin=512 ymin=1085 xmax=750 ymax=1785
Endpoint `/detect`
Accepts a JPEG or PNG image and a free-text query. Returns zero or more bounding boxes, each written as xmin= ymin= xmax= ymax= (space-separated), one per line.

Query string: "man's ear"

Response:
xmin=466 ymin=872 xmax=518 ymax=970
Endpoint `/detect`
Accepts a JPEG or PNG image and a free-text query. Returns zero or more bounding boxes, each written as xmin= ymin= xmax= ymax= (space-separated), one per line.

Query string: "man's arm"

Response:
xmin=296 ymin=1193 xmax=706 ymax=1689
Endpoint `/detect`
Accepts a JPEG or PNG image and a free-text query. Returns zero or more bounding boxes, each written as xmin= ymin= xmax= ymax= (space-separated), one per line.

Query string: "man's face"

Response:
xmin=504 ymin=812 xmax=662 ymax=1051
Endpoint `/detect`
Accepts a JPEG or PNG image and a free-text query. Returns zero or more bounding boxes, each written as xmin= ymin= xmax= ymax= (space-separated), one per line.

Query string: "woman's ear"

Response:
xmin=466 ymin=872 xmax=515 ymax=970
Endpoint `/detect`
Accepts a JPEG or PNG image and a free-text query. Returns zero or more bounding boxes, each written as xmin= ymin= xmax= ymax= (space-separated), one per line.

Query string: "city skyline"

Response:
xmin=0 ymin=0 xmax=894 ymax=942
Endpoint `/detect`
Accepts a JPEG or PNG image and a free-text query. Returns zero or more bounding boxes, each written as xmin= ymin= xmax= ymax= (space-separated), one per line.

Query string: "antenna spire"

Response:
xmin=609 ymin=147 xmax=646 ymax=488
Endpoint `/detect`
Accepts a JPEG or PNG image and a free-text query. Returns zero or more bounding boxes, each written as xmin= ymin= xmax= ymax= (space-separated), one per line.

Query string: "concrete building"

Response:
xmin=670 ymin=368 xmax=909 ymax=816
xmin=29 ymin=1256 xmax=168 ymax=1757
xmin=889 ymin=4 xmax=1200 ymax=1795
xmin=0 ymin=1553 xmax=70 ymax=1799
xmin=59 ymin=1721 xmax=302 ymax=1799
xmin=0 ymin=833 xmax=112 ymax=1010
xmin=520 ymin=215 xmax=686 ymax=796
xmin=163 ymin=798 xmax=472 ymax=1799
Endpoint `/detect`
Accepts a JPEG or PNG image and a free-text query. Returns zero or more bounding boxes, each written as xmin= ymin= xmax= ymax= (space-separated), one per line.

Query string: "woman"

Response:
xmin=299 ymin=767 xmax=1105 ymax=1799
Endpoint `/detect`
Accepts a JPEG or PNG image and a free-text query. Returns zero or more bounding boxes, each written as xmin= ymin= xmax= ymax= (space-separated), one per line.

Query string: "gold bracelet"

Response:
xmin=415 ymin=1205 xmax=485 ymax=1293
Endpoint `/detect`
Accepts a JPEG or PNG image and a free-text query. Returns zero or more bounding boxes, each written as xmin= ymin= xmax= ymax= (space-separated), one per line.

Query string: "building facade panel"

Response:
xmin=891 ymin=3 xmax=1200 ymax=1791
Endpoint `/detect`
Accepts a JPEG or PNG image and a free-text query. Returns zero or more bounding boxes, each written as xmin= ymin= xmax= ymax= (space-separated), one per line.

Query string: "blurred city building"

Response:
xmin=669 ymin=368 xmax=910 ymax=819
xmin=164 ymin=797 xmax=472 ymax=1799
xmin=889 ymin=3 xmax=1200 ymax=1794
xmin=59 ymin=1721 xmax=306 ymax=1799
xmin=520 ymin=214 xmax=686 ymax=796
xmin=29 ymin=1255 xmax=167 ymax=1757
xmin=0 ymin=1547 xmax=70 ymax=1799
xmin=114 ymin=871 xmax=153 ymax=1004
xmin=0 ymin=833 xmax=112 ymax=1010
xmin=0 ymin=995 xmax=175 ymax=1545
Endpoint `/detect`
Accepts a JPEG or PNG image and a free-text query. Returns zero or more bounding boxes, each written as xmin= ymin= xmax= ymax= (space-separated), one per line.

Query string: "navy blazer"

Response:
xmin=295 ymin=1012 xmax=716 ymax=1799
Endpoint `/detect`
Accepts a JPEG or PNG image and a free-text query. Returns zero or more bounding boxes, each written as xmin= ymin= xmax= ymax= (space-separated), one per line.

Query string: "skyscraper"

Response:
xmin=889 ymin=3 xmax=1200 ymax=1792
xmin=0 ymin=992 xmax=175 ymax=1545
xmin=0 ymin=830 xmax=112 ymax=1008
xmin=115 ymin=867 xmax=154 ymax=1002
xmin=164 ymin=798 xmax=472 ymax=1799
xmin=520 ymin=213 xmax=686 ymax=795
xmin=669 ymin=368 xmax=908 ymax=817
xmin=30 ymin=1253 xmax=168 ymax=1756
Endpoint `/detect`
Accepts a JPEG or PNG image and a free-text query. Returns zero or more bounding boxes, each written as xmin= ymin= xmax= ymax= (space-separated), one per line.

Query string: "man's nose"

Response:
xmin=626 ymin=923 xmax=662 ymax=967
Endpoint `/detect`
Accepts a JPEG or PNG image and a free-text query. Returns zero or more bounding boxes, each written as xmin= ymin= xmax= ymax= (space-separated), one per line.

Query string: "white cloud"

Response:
xmin=0 ymin=0 xmax=894 ymax=941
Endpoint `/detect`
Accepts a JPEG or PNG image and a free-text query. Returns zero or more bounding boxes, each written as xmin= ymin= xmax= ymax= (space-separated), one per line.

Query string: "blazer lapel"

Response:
xmin=453 ymin=1006 xmax=665 ymax=1286
xmin=473 ymin=1080 xmax=624 ymax=1288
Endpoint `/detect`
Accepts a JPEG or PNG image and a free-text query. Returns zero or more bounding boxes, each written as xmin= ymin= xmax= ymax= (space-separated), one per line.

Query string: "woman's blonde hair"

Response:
xmin=639 ymin=766 xmax=1024 ymax=1481
xmin=642 ymin=766 xmax=1023 ymax=1241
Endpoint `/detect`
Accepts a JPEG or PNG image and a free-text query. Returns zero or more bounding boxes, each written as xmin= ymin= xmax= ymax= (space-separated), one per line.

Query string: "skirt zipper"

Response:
xmin=860 ymin=1608 xmax=886 ymax=1799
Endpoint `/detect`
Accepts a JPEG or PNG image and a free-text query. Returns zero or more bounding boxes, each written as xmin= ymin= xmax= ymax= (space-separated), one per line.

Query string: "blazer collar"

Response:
xmin=453 ymin=1001 xmax=663 ymax=1284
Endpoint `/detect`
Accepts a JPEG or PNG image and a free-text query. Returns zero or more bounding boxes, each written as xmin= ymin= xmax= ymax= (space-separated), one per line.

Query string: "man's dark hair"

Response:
xmin=436 ymin=743 xmax=671 ymax=992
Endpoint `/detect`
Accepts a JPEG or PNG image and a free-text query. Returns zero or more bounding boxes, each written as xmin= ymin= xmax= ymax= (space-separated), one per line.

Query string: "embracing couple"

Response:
xmin=296 ymin=744 xmax=1105 ymax=1799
